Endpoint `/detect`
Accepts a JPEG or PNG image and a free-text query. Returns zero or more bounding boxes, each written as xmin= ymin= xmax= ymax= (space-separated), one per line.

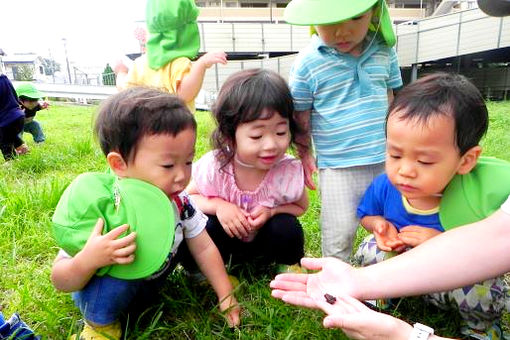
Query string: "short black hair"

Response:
xmin=211 ymin=68 xmax=299 ymax=169
xmin=387 ymin=72 xmax=488 ymax=155
xmin=95 ymin=87 xmax=196 ymax=162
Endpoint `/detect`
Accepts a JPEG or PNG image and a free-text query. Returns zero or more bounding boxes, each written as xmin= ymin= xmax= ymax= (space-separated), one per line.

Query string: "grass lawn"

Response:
xmin=0 ymin=101 xmax=509 ymax=339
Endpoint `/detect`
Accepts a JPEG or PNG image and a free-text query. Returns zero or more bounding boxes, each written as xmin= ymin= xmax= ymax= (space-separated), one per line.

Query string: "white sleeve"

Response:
xmin=179 ymin=191 xmax=208 ymax=239
xmin=501 ymin=195 xmax=510 ymax=215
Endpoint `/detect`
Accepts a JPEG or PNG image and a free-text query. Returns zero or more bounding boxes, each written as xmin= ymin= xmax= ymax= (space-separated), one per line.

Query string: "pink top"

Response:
xmin=193 ymin=151 xmax=305 ymax=212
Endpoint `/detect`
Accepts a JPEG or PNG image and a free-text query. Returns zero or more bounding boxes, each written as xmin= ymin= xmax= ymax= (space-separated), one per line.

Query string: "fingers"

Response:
xmin=104 ymin=223 xmax=130 ymax=239
xmin=300 ymin=257 xmax=329 ymax=271
xmin=91 ymin=218 xmax=105 ymax=236
xmin=112 ymin=242 xmax=136 ymax=258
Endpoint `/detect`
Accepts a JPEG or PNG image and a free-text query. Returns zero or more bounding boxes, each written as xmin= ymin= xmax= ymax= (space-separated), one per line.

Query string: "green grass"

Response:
xmin=0 ymin=101 xmax=509 ymax=339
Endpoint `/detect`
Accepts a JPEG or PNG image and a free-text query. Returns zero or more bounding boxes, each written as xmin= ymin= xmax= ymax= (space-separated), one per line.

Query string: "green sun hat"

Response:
xmin=284 ymin=0 xmax=396 ymax=47
xmin=15 ymin=83 xmax=44 ymax=100
xmin=439 ymin=157 xmax=510 ymax=230
xmin=145 ymin=0 xmax=200 ymax=70
xmin=52 ymin=172 xmax=175 ymax=280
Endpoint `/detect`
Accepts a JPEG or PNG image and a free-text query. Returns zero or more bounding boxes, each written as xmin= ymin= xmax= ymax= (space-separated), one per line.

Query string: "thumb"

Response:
xmin=91 ymin=218 xmax=105 ymax=236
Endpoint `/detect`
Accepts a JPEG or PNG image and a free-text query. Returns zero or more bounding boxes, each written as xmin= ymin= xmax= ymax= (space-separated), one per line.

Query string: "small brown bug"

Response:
xmin=324 ymin=293 xmax=336 ymax=304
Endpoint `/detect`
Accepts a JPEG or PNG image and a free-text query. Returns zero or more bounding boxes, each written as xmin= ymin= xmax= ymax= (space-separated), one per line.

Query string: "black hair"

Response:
xmin=387 ymin=72 xmax=488 ymax=155
xmin=94 ymin=87 xmax=196 ymax=162
xmin=210 ymin=68 xmax=300 ymax=169
xmin=18 ymin=95 xmax=38 ymax=101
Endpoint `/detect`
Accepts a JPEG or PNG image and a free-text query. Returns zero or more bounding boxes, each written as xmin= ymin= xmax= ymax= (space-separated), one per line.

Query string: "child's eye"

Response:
xmin=389 ymin=155 xmax=401 ymax=159
xmin=250 ymin=136 xmax=262 ymax=140
xmin=162 ymin=164 xmax=174 ymax=169
xmin=418 ymin=160 xmax=434 ymax=165
xmin=186 ymin=161 xmax=193 ymax=166
xmin=276 ymin=131 xmax=288 ymax=136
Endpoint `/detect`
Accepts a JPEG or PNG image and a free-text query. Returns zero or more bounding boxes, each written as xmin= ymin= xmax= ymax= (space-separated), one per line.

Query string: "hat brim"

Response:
xmin=107 ymin=178 xmax=175 ymax=279
xmin=477 ymin=0 xmax=510 ymax=16
xmin=284 ymin=0 xmax=396 ymax=47
xmin=52 ymin=173 xmax=175 ymax=280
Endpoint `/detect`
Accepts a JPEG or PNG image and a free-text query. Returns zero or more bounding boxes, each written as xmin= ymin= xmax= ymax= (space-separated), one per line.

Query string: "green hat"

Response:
xmin=284 ymin=0 xmax=396 ymax=47
xmin=440 ymin=157 xmax=510 ymax=230
xmin=15 ymin=82 xmax=44 ymax=100
xmin=145 ymin=0 xmax=200 ymax=70
xmin=52 ymin=173 xmax=175 ymax=280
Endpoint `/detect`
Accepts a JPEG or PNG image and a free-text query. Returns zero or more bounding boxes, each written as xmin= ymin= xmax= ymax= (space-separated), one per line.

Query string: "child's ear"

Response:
xmin=106 ymin=152 xmax=128 ymax=176
xmin=457 ymin=145 xmax=482 ymax=175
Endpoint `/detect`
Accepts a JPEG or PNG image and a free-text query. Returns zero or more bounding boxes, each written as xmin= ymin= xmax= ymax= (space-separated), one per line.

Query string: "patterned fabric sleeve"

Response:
xmin=289 ymin=53 xmax=314 ymax=112
xmin=267 ymin=157 xmax=305 ymax=206
xmin=192 ymin=151 xmax=221 ymax=198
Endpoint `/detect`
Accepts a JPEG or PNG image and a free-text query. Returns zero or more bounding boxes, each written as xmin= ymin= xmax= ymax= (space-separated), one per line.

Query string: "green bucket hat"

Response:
xmin=439 ymin=157 xmax=510 ymax=230
xmin=145 ymin=0 xmax=200 ymax=70
xmin=52 ymin=172 xmax=175 ymax=280
xmin=284 ymin=0 xmax=396 ymax=47
xmin=15 ymin=83 xmax=44 ymax=100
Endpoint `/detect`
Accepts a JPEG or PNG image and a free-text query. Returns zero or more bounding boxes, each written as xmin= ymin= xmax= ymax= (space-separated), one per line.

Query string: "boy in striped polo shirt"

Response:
xmin=284 ymin=0 xmax=403 ymax=260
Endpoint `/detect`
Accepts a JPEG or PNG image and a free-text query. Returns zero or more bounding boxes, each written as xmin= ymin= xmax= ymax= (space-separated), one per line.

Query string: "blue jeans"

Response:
xmin=22 ymin=120 xmax=45 ymax=143
xmin=72 ymin=261 xmax=174 ymax=325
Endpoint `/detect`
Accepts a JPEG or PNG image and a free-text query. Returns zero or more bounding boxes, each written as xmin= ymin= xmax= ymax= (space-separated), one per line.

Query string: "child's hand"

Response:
xmin=78 ymin=218 xmax=137 ymax=271
xmin=397 ymin=225 xmax=441 ymax=248
xmin=216 ymin=201 xmax=251 ymax=239
xmin=299 ymin=152 xmax=317 ymax=190
xmin=113 ymin=59 xmax=129 ymax=75
xmin=197 ymin=51 xmax=228 ymax=69
xmin=219 ymin=295 xmax=240 ymax=327
xmin=248 ymin=205 xmax=272 ymax=230
xmin=40 ymin=101 xmax=49 ymax=109
xmin=373 ymin=220 xmax=405 ymax=252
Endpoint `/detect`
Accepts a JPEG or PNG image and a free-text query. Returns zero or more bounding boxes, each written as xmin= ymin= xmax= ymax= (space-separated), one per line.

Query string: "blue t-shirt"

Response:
xmin=289 ymin=34 xmax=403 ymax=169
xmin=357 ymin=174 xmax=444 ymax=232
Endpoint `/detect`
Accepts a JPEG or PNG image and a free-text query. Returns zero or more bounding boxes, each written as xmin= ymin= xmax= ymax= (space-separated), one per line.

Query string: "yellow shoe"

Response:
xmin=70 ymin=321 xmax=121 ymax=340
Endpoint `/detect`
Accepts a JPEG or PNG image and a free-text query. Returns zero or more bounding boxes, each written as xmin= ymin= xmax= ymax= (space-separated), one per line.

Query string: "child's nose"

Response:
xmin=398 ymin=162 xmax=416 ymax=177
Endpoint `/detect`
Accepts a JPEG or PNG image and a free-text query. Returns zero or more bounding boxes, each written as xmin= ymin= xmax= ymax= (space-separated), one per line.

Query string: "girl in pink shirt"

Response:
xmin=183 ymin=69 xmax=309 ymax=272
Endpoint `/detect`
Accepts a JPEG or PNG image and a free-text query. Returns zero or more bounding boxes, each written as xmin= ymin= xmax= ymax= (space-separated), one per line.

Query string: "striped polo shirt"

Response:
xmin=289 ymin=34 xmax=402 ymax=169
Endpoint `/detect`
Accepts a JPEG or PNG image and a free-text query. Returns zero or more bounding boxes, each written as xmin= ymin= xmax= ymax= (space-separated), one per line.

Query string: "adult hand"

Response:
xmin=216 ymin=201 xmax=251 ymax=239
xmin=398 ymin=225 xmax=442 ymax=248
xmin=319 ymin=294 xmax=413 ymax=340
xmin=270 ymin=257 xmax=358 ymax=308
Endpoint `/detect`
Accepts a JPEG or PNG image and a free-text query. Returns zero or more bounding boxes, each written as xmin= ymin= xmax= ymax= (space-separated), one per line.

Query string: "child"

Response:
xmin=0 ymin=74 xmax=26 ymax=160
xmin=283 ymin=0 xmax=403 ymax=261
xmin=15 ymin=83 xmax=48 ymax=144
xmin=354 ymin=73 xmax=510 ymax=339
xmin=183 ymin=69 xmax=309 ymax=273
xmin=51 ymin=88 xmax=239 ymax=340
xmin=115 ymin=0 xmax=227 ymax=113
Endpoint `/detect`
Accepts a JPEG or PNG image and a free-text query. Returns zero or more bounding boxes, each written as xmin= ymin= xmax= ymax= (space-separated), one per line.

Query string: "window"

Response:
xmin=39 ymin=66 xmax=44 ymax=74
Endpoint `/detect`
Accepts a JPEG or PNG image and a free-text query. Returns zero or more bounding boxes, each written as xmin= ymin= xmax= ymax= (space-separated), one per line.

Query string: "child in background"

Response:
xmin=354 ymin=73 xmax=510 ymax=339
xmin=0 ymin=74 xmax=26 ymax=160
xmin=51 ymin=88 xmax=239 ymax=340
xmin=183 ymin=69 xmax=308 ymax=274
xmin=15 ymin=83 xmax=48 ymax=144
xmin=284 ymin=0 xmax=403 ymax=260
xmin=115 ymin=0 xmax=227 ymax=113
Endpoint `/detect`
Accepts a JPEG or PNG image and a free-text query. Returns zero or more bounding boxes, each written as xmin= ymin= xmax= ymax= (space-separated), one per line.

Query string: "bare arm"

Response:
xmin=294 ymin=110 xmax=317 ymax=190
xmin=187 ymin=230 xmax=240 ymax=326
xmin=387 ymin=89 xmax=394 ymax=105
xmin=354 ymin=208 xmax=510 ymax=299
xmin=177 ymin=52 xmax=227 ymax=103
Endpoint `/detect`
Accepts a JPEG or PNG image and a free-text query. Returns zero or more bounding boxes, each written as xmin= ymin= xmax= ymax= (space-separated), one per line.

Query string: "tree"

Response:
xmin=15 ymin=65 xmax=34 ymax=81
xmin=41 ymin=58 xmax=61 ymax=76
xmin=102 ymin=63 xmax=116 ymax=86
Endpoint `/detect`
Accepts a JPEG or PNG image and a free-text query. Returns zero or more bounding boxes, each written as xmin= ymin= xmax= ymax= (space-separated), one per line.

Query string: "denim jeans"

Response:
xmin=22 ymin=120 xmax=45 ymax=143
xmin=72 ymin=262 xmax=174 ymax=326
